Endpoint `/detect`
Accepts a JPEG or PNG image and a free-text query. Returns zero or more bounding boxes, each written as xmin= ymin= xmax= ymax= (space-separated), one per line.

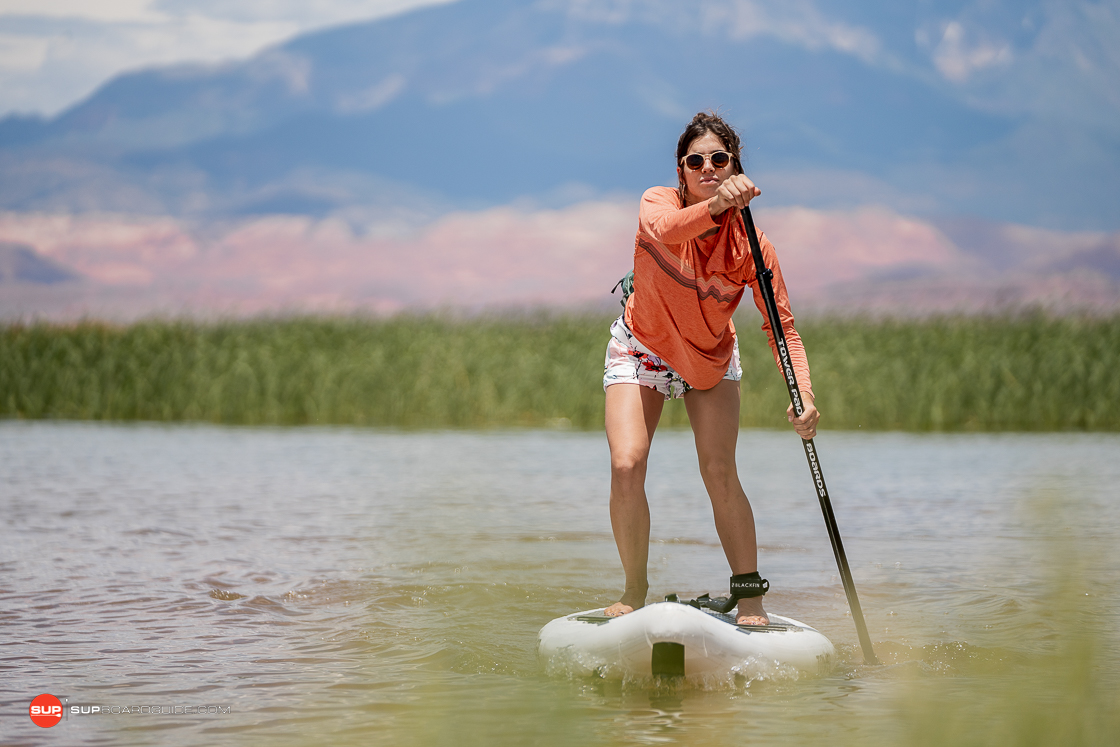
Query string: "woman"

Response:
xmin=602 ymin=111 xmax=819 ymax=626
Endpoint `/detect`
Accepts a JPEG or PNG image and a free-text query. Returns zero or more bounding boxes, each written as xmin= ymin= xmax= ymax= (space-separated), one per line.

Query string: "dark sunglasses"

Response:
xmin=681 ymin=151 xmax=733 ymax=170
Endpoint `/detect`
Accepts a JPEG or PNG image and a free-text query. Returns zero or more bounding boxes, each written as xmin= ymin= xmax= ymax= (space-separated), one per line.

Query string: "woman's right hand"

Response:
xmin=787 ymin=391 xmax=820 ymax=440
xmin=708 ymin=174 xmax=760 ymax=217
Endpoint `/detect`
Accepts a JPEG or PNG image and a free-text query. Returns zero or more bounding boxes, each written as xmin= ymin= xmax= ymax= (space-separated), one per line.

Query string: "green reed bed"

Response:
xmin=800 ymin=314 xmax=1119 ymax=431
xmin=2 ymin=313 xmax=1118 ymax=430
xmin=0 ymin=315 xmax=608 ymax=428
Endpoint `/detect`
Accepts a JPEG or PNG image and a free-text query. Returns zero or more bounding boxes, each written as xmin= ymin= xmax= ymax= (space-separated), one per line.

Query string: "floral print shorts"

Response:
xmin=603 ymin=316 xmax=741 ymax=400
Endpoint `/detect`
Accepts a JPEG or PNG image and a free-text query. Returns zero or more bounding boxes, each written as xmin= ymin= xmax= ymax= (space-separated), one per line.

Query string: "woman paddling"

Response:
xmin=602 ymin=111 xmax=818 ymax=626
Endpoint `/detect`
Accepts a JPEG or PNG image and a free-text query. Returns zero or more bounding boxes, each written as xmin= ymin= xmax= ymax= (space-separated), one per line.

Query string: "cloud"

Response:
xmin=709 ymin=0 xmax=882 ymax=64
xmin=335 ymin=73 xmax=406 ymax=113
xmin=151 ymin=0 xmax=453 ymax=27
xmin=562 ymin=0 xmax=883 ymax=65
xmin=0 ymin=0 xmax=457 ymax=117
xmin=0 ymin=33 xmax=49 ymax=72
xmin=914 ymin=2 xmax=1120 ymax=127
xmin=930 ymin=20 xmax=1013 ymax=82
xmin=0 ymin=1 xmax=161 ymax=24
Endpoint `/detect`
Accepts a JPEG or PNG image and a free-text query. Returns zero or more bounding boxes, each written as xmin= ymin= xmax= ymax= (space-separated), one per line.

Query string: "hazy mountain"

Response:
xmin=2 ymin=0 xmax=1115 ymax=230
xmin=0 ymin=242 xmax=82 ymax=285
xmin=3 ymin=202 xmax=1116 ymax=322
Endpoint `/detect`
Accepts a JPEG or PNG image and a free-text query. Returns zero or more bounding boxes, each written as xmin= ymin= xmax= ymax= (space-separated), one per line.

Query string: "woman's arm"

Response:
xmin=747 ymin=232 xmax=815 ymax=404
xmin=638 ymin=188 xmax=720 ymax=245
xmin=753 ymin=254 xmax=820 ymax=439
xmin=639 ymin=176 xmax=763 ymax=248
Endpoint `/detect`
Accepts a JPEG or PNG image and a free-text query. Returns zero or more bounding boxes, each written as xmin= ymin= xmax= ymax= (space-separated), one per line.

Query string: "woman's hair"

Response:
xmin=676 ymin=111 xmax=744 ymax=205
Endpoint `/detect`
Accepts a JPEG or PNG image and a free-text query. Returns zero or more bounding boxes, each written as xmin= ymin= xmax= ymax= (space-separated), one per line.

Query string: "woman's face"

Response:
xmin=678 ymin=132 xmax=735 ymax=205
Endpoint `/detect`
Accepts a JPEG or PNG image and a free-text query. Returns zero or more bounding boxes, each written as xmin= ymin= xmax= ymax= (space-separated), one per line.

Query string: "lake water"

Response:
xmin=2 ymin=422 xmax=1119 ymax=746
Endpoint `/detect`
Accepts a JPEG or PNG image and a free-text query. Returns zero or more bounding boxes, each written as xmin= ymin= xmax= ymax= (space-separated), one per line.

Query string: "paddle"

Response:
xmin=739 ymin=205 xmax=880 ymax=665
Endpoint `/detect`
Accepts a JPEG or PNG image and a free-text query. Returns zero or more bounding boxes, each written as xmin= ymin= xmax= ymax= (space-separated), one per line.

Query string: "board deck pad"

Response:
xmin=574 ymin=609 xmax=800 ymax=632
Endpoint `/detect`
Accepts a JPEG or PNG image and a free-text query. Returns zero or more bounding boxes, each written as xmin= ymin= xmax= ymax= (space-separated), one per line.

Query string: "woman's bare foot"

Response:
xmin=603 ymin=586 xmax=647 ymax=617
xmin=736 ymin=596 xmax=769 ymax=626
xmin=603 ymin=601 xmax=635 ymax=616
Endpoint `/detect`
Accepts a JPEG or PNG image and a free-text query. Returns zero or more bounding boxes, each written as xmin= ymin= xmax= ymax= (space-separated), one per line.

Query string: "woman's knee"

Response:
xmin=698 ymin=456 xmax=739 ymax=491
xmin=611 ymin=450 xmax=648 ymax=483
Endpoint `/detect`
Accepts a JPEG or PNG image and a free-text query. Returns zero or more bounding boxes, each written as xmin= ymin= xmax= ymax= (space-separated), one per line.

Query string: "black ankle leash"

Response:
xmin=666 ymin=572 xmax=769 ymax=615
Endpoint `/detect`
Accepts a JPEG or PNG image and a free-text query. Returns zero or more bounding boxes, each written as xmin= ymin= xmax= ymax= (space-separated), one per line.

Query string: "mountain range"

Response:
xmin=2 ymin=201 xmax=1116 ymax=321
xmin=0 ymin=0 xmax=1117 ymax=319
xmin=3 ymin=0 xmax=1117 ymax=229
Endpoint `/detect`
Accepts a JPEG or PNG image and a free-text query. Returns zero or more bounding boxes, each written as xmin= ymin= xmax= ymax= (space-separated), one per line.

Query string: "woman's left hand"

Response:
xmin=787 ymin=392 xmax=819 ymax=440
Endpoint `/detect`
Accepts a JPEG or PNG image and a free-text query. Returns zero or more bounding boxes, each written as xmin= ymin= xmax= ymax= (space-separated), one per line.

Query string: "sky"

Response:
xmin=0 ymin=0 xmax=454 ymax=116
xmin=0 ymin=0 xmax=1117 ymax=126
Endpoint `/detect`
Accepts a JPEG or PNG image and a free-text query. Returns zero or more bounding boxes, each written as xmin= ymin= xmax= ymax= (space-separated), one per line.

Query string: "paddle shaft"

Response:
xmin=739 ymin=206 xmax=879 ymax=665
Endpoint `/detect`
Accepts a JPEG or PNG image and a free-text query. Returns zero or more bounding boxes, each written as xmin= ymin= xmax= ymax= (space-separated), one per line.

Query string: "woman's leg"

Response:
xmin=683 ymin=379 xmax=769 ymax=625
xmin=603 ymin=382 xmax=664 ymax=616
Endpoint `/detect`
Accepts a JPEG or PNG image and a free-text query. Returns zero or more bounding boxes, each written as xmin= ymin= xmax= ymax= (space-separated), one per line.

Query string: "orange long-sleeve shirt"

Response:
xmin=624 ymin=186 xmax=813 ymax=397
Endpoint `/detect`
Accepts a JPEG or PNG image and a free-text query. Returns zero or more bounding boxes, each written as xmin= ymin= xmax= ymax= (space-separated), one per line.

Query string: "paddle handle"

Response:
xmin=739 ymin=206 xmax=880 ymax=665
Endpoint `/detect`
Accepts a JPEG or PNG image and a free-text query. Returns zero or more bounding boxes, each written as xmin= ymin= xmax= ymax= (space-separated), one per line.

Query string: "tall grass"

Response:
xmin=738 ymin=313 xmax=1120 ymax=431
xmin=2 ymin=313 xmax=1118 ymax=430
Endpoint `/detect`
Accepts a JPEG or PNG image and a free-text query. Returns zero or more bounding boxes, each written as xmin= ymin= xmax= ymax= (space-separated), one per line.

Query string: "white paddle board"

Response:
xmin=538 ymin=601 xmax=835 ymax=680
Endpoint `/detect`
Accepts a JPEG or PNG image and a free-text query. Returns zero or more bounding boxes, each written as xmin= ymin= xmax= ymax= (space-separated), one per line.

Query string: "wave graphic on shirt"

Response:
xmin=636 ymin=237 xmax=744 ymax=304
